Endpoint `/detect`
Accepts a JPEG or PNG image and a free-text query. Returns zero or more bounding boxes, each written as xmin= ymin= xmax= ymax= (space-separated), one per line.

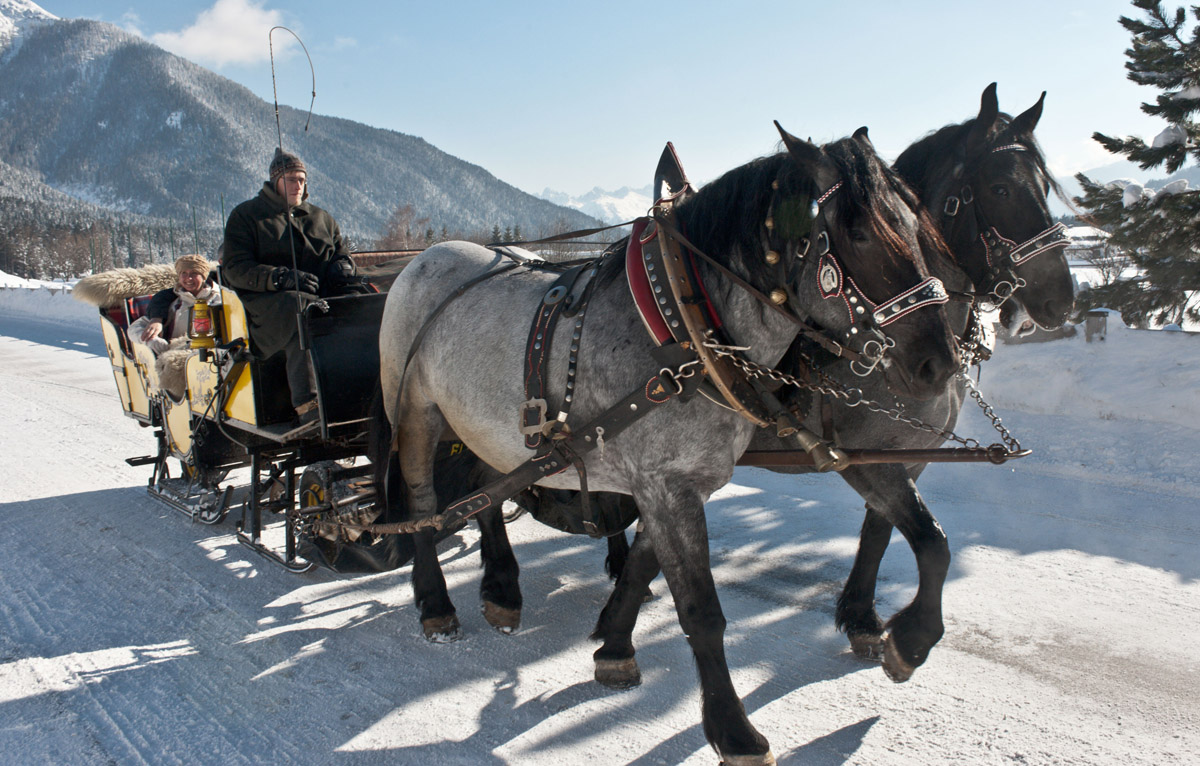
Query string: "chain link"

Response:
xmin=705 ymin=340 xmax=1021 ymax=453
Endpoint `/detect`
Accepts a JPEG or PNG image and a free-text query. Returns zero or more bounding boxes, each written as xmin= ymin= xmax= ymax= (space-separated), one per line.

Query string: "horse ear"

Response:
xmin=1010 ymin=91 xmax=1046 ymax=136
xmin=775 ymin=120 xmax=822 ymax=169
xmin=967 ymin=82 xmax=1000 ymax=151
xmin=852 ymin=126 xmax=873 ymax=149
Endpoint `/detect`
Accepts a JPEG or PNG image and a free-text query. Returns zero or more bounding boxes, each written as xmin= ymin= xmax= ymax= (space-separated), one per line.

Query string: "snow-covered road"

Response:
xmin=1 ymin=310 xmax=1197 ymax=765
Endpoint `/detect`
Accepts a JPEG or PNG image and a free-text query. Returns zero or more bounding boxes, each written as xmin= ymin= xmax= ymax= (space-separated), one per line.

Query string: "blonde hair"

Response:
xmin=174 ymin=254 xmax=213 ymax=276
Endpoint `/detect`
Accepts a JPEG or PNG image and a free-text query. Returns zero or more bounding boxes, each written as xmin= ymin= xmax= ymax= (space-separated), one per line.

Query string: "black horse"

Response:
xmin=825 ymin=83 xmax=1073 ymax=665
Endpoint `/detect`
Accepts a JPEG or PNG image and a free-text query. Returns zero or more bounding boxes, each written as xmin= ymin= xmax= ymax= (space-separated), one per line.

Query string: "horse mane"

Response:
xmin=894 ymin=113 xmax=1067 ymax=207
xmin=595 ymin=137 xmax=950 ymax=288
xmin=595 ymin=154 xmax=799 ymax=289
xmin=823 ymin=137 xmax=949 ymax=266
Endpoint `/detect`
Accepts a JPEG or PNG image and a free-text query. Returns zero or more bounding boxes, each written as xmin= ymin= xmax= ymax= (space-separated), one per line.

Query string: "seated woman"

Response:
xmin=128 ymin=254 xmax=222 ymax=354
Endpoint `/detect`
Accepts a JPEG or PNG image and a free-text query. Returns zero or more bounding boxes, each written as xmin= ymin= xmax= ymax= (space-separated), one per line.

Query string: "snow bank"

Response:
xmin=0 ymin=284 xmax=98 ymax=327
xmin=985 ymin=319 xmax=1200 ymax=429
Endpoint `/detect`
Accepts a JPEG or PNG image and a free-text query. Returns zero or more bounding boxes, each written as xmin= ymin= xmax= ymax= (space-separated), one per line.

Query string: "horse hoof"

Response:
xmin=719 ymin=751 xmax=776 ymax=765
xmin=847 ymin=631 xmax=885 ymax=662
xmin=594 ymin=657 xmax=641 ymax=689
xmin=482 ymin=601 xmax=521 ymax=634
xmin=422 ymin=614 xmax=461 ymax=643
xmin=881 ymin=631 xmax=915 ymax=683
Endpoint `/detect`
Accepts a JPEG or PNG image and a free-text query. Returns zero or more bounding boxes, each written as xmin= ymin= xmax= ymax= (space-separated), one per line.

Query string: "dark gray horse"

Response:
xmin=605 ymin=84 xmax=1073 ymax=686
xmin=823 ymin=83 xmax=1073 ymax=666
xmin=378 ymin=126 xmax=959 ymax=765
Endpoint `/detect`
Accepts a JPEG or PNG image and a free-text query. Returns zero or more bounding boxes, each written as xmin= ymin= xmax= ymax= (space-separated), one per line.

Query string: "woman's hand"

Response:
xmin=140 ymin=320 xmax=164 ymax=342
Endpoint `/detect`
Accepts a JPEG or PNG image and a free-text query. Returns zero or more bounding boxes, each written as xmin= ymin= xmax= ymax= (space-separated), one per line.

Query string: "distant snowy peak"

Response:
xmin=0 ymin=0 xmax=54 ymax=21
xmin=538 ymin=184 xmax=653 ymax=225
xmin=0 ymin=0 xmax=56 ymax=60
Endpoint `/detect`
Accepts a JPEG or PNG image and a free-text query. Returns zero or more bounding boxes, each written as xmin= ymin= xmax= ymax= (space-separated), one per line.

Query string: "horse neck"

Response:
xmin=895 ymin=129 xmax=986 ymax=288
xmin=672 ymin=170 xmax=799 ymax=367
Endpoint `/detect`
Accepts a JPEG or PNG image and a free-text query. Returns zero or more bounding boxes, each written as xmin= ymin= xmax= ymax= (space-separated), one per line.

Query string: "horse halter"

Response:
xmin=767 ymin=180 xmax=950 ymax=376
xmin=941 ymin=143 xmax=1069 ymax=309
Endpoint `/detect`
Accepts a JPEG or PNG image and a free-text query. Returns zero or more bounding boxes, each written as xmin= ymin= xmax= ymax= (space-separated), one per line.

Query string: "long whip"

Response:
xmin=267 ymin=27 xmax=317 ymax=359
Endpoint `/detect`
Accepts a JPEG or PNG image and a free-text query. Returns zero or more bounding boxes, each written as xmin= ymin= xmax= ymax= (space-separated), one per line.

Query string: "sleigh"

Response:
xmin=90 ymin=257 xmax=469 ymax=572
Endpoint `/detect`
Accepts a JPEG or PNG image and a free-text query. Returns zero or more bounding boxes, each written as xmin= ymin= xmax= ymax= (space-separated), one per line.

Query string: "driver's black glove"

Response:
xmin=271 ymin=267 xmax=319 ymax=294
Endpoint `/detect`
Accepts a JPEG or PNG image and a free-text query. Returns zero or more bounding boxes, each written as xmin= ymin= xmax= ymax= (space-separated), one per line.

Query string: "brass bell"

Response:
xmin=769 ymin=288 xmax=788 ymax=304
xmin=765 ymin=250 xmax=780 ymax=265
xmin=764 ymin=216 xmax=774 ymax=230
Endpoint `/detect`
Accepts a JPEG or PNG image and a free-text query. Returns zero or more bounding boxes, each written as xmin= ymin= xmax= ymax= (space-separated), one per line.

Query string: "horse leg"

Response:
xmin=604 ymin=530 xmax=630 ymax=581
xmin=838 ymin=464 xmax=949 ymax=683
xmin=396 ymin=399 xmax=459 ymax=641
xmin=836 ymin=506 xmax=893 ymax=660
xmin=591 ymin=528 xmax=660 ymax=689
xmin=475 ymin=505 xmax=522 ymax=634
xmin=410 ymin=528 xmax=459 ymax=641
xmin=637 ymin=483 xmax=772 ymax=765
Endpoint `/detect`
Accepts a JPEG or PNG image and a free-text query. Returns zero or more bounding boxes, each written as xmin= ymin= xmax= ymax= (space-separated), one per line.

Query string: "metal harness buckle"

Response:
xmin=518 ymin=398 xmax=548 ymax=436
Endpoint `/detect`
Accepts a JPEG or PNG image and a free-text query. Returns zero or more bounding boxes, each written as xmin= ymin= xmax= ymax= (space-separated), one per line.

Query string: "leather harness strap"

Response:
xmin=631 ymin=210 xmax=772 ymax=427
xmin=521 ymin=261 xmax=601 ymax=449
xmin=352 ymin=357 xmax=698 ymax=536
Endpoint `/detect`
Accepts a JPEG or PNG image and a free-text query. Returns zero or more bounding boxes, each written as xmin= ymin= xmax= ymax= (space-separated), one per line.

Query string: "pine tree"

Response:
xmin=1075 ymin=0 xmax=1200 ymax=326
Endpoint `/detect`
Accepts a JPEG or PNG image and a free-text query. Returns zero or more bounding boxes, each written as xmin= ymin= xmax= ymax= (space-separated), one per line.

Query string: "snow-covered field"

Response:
xmin=1 ymin=284 xmax=1197 ymax=765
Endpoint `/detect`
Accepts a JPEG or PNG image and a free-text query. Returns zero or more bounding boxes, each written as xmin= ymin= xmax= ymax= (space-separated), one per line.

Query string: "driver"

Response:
xmin=221 ymin=148 xmax=364 ymax=430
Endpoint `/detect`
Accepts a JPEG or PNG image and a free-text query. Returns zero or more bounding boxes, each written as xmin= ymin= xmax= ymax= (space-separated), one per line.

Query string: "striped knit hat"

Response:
xmin=269 ymin=147 xmax=306 ymax=185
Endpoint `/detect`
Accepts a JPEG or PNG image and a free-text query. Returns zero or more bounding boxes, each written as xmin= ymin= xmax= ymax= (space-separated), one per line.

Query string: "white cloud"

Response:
xmin=119 ymin=11 xmax=144 ymax=38
xmin=149 ymin=0 xmax=292 ymax=68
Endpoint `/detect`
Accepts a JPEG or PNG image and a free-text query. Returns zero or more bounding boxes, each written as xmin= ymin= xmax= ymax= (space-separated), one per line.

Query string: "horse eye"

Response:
xmin=991 ymin=184 xmax=1009 ymax=198
xmin=850 ymin=227 xmax=870 ymax=242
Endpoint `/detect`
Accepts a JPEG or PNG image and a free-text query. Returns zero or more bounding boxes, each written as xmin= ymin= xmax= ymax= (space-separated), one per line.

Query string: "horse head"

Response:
xmin=772 ymin=123 xmax=961 ymax=400
xmin=896 ymin=83 xmax=1074 ymax=336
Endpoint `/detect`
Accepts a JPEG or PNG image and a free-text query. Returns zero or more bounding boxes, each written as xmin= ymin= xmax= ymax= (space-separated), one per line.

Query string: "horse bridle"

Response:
xmin=939 ymin=142 xmax=1068 ymax=310
xmin=765 ymin=179 xmax=950 ymax=376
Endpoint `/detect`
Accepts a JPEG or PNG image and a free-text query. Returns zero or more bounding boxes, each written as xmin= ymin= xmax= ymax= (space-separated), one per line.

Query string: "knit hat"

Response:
xmin=175 ymin=254 xmax=213 ymax=276
xmin=269 ymin=147 xmax=306 ymax=185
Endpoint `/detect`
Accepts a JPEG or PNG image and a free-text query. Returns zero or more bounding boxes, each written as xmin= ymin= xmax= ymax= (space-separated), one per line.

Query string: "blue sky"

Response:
xmin=44 ymin=0 xmax=1166 ymax=197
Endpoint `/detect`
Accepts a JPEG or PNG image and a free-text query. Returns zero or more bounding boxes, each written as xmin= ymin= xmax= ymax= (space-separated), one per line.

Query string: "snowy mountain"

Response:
xmin=0 ymin=2 xmax=599 ymax=244
xmin=0 ymin=0 xmax=55 ymax=60
xmin=539 ymin=184 xmax=653 ymax=225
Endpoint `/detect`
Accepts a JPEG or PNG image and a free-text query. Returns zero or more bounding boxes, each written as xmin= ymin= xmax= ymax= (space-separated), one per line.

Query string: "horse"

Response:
xmin=601 ymin=84 xmax=1075 ymax=686
xmin=639 ymin=83 xmax=1074 ymax=666
xmin=377 ymin=124 xmax=960 ymax=765
xmin=821 ymin=83 xmax=1074 ymax=665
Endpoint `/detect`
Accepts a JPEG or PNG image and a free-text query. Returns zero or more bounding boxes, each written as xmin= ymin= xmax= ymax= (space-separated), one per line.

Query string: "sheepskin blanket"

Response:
xmin=157 ymin=337 xmax=193 ymax=401
xmin=72 ymin=264 xmax=179 ymax=308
